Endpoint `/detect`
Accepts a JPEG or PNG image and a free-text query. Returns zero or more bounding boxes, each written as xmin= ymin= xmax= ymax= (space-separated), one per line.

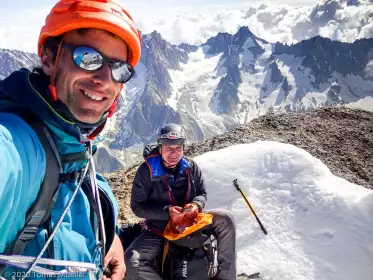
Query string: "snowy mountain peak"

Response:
xmin=0 ymin=48 xmax=39 ymax=80
xmin=178 ymin=43 xmax=198 ymax=53
xmin=232 ymin=26 xmax=266 ymax=47
xmin=109 ymin=31 xmax=189 ymax=150
xmin=147 ymin=30 xmax=163 ymax=41
xmin=203 ymin=32 xmax=233 ymax=55
xmin=141 ymin=31 xmax=188 ymax=71
xmin=1 ymin=29 xmax=373 ymax=171
xmin=209 ymin=27 xmax=267 ymax=115
xmin=274 ymin=36 xmax=373 ymax=85
xmin=203 ymin=26 xmax=263 ymax=57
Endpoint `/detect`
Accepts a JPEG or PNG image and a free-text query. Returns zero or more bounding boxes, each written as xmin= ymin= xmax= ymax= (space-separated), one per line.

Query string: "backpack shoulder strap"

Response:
xmin=143 ymin=143 xmax=159 ymax=159
xmin=1 ymin=108 xmax=63 ymax=256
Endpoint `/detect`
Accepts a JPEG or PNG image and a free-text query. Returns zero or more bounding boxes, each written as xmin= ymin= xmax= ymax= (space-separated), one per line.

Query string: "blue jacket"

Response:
xmin=0 ymin=69 xmax=119 ymax=279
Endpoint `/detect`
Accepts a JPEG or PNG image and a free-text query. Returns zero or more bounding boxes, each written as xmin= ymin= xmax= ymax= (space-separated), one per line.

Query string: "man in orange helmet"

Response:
xmin=0 ymin=1 xmax=141 ymax=279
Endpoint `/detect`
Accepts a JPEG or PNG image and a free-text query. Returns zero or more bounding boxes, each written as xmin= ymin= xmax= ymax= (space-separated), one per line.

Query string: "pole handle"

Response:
xmin=233 ymin=179 xmax=240 ymax=191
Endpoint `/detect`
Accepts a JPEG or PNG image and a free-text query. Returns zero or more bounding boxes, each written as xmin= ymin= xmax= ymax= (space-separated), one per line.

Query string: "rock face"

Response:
xmin=104 ymin=107 xmax=373 ymax=225
xmin=109 ymin=31 xmax=189 ymax=150
xmin=93 ymin=145 xmax=125 ymax=174
xmin=273 ymin=36 xmax=373 ymax=85
xmin=0 ymin=48 xmax=39 ymax=79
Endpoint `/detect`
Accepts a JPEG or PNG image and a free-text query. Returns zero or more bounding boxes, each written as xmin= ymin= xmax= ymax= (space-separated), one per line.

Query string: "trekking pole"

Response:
xmin=233 ymin=179 xmax=267 ymax=235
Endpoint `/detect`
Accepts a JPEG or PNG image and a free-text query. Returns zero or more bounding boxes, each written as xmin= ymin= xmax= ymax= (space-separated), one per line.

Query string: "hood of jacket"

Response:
xmin=0 ymin=68 xmax=99 ymax=140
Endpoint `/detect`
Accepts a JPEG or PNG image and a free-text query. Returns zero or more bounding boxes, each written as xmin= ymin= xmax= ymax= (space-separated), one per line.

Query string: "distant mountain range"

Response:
xmin=1 ymin=26 xmax=372 ymax=172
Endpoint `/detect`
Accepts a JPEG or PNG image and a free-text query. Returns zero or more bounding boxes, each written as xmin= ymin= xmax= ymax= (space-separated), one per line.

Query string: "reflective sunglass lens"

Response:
xmin=73 ymin=46 xmax=103 ymax=71
xmin=111 ymin=62 xmax=133 ymax=83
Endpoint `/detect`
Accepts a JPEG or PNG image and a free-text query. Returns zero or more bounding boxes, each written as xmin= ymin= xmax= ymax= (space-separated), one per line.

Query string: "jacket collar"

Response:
xmin=0 ymin=68 xmax=83 ymax=139
xmin=145 ymin=154 xmax=191 ymax=180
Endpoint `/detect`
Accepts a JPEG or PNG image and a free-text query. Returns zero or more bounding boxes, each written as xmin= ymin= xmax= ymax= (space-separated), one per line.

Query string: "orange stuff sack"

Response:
xmin=163 ymin=213 xmax=213 ymax=241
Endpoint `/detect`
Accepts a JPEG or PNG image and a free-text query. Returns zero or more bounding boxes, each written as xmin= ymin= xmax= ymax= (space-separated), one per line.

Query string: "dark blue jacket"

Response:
xmin=130 ymin=152 xmax=207 ymax=232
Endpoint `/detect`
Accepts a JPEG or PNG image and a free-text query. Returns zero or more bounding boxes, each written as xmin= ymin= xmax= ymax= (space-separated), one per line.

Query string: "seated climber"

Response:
xmin=124 ymin=123 xmax=237 ymax=280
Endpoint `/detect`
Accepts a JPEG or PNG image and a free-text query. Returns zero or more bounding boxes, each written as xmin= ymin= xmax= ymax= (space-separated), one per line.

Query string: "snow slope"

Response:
xmin=345 ymin=96 xmax=373 ymax=112
xmin=195 ymin=141 xmax=373 ymax=280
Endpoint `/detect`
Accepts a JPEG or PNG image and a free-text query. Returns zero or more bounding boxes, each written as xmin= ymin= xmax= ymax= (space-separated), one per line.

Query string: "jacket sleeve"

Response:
xmin=191 ymin=161 xmax=207 ymax=211
xmin=0 ymin=114 xmax=45 ymax=252
xmin=130 ymin=163 xmax=170 ymax=220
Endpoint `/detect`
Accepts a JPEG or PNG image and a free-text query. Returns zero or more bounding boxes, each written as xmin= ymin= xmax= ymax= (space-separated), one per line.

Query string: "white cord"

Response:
xmin=88 ymin=142 xmax=107 ymax=268
xmin=20 ymin=159 xmax=90 ymax=280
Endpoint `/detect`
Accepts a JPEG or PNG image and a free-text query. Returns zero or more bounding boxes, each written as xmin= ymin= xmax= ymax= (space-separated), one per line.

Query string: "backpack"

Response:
xmin=162 ymin=230 xmax=216 ymax=280
xmin=0 ymin=108 xmax=114 ymax=275
xmin=143 ymin=143 xmax=159 ymax=159
xmin=0 ymin=109 xmax=64 ymax=258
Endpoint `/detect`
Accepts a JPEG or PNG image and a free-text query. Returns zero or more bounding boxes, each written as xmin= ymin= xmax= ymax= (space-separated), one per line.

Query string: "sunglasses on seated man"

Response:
xmin=63 ymin=43 xmax=135 ymax=84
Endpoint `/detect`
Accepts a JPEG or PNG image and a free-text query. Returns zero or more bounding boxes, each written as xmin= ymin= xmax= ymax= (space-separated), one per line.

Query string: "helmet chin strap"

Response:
xmin=87 ymin=120 xmax=107 ymax=140
xmin=107 ymin=95 xmax=119 ymax=118
xmin=48 ymin=41 xmax=63 ymax=101
xmin=107 ymin=84 xmax=123 ymax=118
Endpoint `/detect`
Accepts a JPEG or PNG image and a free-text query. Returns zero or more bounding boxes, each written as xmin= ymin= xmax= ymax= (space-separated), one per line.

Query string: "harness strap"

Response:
xmin=60 ymin=151 xmax=90 ymax=163
xmin=0 ymin=113 xmax=63 ymax=276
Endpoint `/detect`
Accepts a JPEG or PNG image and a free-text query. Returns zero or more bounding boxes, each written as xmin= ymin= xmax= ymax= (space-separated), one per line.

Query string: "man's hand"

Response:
xmin=169 ymin=206 xmax=189 ymax=233
xmin=183 ymin=203 xmax=199 ymax=219
xmin=168 ymin=206 xmax=183 ymax=223
xmin=168 ymin=205 xmax=199 ymax=233
xmin=102 ymin=234 xmax=126 ymax=280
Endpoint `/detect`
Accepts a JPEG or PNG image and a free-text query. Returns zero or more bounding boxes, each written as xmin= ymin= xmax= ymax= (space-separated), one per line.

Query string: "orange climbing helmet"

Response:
xmin=38 ymin=0 xmax=142 ymax=67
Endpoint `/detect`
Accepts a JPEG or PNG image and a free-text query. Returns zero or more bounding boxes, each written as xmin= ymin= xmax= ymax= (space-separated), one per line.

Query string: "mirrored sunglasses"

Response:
xmin=63 ymin=43 xmax=135 ymax=83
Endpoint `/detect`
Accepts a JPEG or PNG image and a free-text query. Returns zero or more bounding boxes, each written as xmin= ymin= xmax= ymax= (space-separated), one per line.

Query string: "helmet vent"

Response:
xmin=53 ymin=1 xmax=79 ymax=14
